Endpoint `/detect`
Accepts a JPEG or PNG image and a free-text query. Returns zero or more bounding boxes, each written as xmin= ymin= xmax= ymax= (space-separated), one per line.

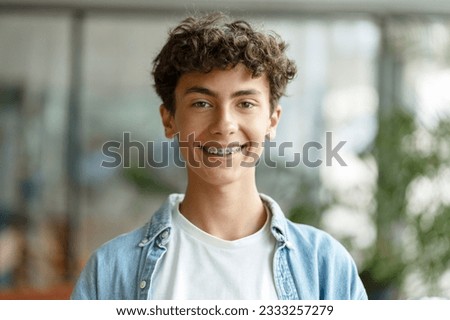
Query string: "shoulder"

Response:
xmin=71 ymin=194 xmax=179 ymax=300
xmin=286 ymin=220 xmax=355 ymax=267
xmin=285 ymin=221 xmax=367 ymax=299
xmin=71 ymin=225 xmax=148 ymax=300
xmin=72 ymin=218 xmax=169 ymax=300
xmin=287 ymin=222 xmax=347 ymax=253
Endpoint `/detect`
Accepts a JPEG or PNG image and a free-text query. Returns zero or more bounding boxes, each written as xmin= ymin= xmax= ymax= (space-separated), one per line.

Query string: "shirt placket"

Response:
xmin=137 ymin=229 xmax=170 ymax=299
xmin=273 ymin=242 xmax=299 ymax=300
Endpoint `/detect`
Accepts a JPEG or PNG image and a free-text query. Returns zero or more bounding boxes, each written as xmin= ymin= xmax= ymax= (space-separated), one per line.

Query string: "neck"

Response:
xmin=179 ymin=176 xmax=266 ymax=241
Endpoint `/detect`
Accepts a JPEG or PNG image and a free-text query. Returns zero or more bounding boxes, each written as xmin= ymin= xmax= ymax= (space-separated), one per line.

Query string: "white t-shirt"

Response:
xmin=151 ymin=200 xmax=278 ymax=299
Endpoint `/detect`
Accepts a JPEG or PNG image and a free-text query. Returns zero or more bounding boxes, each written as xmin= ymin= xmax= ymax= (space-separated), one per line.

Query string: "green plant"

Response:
xmin=289 ymin=108 xmax=450 ymax=299
xmin=361 ymin=108 xmax=450 ymax=298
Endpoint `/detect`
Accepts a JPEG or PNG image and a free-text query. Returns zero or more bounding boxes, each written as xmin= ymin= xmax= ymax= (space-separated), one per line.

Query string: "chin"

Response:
xmin=189 ymin=165 xmax=255 ymax=187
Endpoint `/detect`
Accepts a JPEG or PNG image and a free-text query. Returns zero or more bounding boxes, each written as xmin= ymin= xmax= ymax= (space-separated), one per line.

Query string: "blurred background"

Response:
xmin=0 ymin=0 xmax=449 ymax=299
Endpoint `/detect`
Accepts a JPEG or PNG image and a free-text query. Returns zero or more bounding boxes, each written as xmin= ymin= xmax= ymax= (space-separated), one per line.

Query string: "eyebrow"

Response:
xmin=231 ymin=89 xmax=262 ymax=98
xmin=184 ymin=86 xmax=262 ymax=98
xmin=185 ymin=86 xmax=217 ymax=97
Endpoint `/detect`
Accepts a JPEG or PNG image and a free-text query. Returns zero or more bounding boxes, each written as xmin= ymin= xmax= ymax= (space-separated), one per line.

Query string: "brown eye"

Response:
xmin=239 ymin=101 xmax=255 ymax=109
xmin=193 ymin=101 xmax=212 ymax=108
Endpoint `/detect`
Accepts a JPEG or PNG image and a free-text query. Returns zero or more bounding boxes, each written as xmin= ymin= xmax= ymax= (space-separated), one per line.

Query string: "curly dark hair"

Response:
xmin=152 ymin=12 xmax=297 ymax=114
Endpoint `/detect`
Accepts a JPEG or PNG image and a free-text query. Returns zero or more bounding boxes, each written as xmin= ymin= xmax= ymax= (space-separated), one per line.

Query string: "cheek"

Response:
xmin=173 ymin=116 xmax=193 ymax=137
xmin=175 ymin=113 xmax=203 ymax=135
xmin=248 ymin=120 xmax=271 ymax=140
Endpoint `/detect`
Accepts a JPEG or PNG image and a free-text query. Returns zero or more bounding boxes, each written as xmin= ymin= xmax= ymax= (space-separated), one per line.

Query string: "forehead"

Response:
xmin=175 ymin=64 xmax=270 ymax=97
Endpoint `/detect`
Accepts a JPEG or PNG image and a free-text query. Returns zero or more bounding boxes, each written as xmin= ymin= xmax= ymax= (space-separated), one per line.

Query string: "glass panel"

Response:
xmin=0 ymin=13 xmax=71 ymax=288
xmin=78 ymin=13 xmax=187 ymax=262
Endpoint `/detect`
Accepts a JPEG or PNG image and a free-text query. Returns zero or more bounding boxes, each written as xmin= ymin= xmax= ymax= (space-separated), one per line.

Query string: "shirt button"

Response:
xmin=138 ymin=238 xmax=149 ymax=247
xmin=140 ymin=280 xmax=147 ymax=289
xmin=160 ymin=230 xmax=169 ymax=239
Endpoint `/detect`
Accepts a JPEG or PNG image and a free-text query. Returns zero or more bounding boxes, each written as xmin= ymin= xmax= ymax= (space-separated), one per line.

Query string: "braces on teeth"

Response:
xmin=206 ymin=146 xmax=242 ymax=155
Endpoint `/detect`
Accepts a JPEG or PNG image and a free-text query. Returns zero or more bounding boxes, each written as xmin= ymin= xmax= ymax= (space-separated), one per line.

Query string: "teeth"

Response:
xmin=206 ymin=146 xmax=242 ymax=155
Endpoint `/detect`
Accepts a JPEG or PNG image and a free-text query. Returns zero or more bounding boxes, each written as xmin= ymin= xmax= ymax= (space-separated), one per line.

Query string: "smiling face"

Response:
xmin=160 ymin=64 xmax=281 ymax=187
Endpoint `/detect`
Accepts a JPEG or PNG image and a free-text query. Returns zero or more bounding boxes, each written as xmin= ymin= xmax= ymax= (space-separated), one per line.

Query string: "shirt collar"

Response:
xmin=259 ymin=193 xmax=289 ymax=242
xmin=139 ymin=193 xmax=184 ymax=246
xmin=139 ymin=193 xmax=288 ymax=245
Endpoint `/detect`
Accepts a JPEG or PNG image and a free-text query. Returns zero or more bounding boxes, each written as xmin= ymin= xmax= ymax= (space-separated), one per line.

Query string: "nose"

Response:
xmin=208 ymin=107 xmax=238 ymax=136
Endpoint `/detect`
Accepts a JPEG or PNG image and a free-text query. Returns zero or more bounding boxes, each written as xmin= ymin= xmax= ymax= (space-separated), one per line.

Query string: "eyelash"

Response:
xmin=192 ymin=101 xmax=212 ymax=108
xmin=239 ymin=101 xmax=255 ymax=109
xmin=191 ymin=100 xmax=256 ymax=109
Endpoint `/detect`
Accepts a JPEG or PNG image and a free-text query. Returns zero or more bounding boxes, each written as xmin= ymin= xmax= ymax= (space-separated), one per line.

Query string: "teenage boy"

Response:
xmin=71 ymin=13 xmax=367 ymax=300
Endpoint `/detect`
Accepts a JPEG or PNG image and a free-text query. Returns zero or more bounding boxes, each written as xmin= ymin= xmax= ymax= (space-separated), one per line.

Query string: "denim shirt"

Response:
xmin=71 ymin=193 xmax=368 ymax=300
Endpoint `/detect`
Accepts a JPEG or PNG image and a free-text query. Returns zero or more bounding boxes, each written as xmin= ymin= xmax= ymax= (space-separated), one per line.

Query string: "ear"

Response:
xmin=267 ymin=105 xmax=282 ymax=140
xmin=160 ymin=105 xmax=177 ymax=138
